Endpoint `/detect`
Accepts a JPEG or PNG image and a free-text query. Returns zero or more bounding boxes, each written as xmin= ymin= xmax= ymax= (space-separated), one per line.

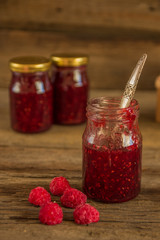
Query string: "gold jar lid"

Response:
xmin=51 ymin=54 xmax=88 ymax=67
xmin=9 ymin=56 xmax=51 ymax=73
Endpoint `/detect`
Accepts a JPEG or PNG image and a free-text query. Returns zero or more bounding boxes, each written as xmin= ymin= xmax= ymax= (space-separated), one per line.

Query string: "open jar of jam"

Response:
xmin=9 ymin=56 xmax=53 ymax=133
xmin=82 ymin=97 xmax=142 ymax=203
xmin=51 ymin=55 xmax=89 ymax=124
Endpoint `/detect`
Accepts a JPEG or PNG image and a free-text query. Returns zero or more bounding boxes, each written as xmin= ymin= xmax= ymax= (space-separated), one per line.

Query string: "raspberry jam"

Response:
xmin=82 ymin=97 xmax=142 ymax=203
xmin=51 ymin=55 xmax=89 ymax=124
xmin=9 ymin=56 xmax=53 ymax=133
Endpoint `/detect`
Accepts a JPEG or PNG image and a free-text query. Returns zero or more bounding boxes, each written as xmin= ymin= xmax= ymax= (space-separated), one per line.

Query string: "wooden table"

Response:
xmin=0 ymin=89 xmax=160 ymax=240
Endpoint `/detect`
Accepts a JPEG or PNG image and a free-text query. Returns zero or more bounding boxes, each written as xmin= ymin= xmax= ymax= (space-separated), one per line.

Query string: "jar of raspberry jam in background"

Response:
xmin=9 ymin=56 xmax=53 ymax=133
xmin=82 ymin=97 xmax=142 ymax=203
xmin=51 ymin=55 xmax=89 ymax=124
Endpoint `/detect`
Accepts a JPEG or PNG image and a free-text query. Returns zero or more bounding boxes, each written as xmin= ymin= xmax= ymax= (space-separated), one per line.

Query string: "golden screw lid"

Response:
xmin=9 ymin=56 xmax=51 ymax=73
xmin=51 ymin=54 xmax=88 ymax=67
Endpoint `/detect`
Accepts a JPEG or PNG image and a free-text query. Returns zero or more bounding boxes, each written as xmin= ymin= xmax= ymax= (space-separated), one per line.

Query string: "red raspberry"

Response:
xmin=39 ymin=202 xmax=63 ymax=225
xmin=50 ymin=176 xmax=70 ymax=196
xmin=73 ymin=204 xmax=100 ymax=225
xmin=60 ymin=188 xmax=87 ymax=208
xmin=28 ymin=187 xmax=51 ymax=206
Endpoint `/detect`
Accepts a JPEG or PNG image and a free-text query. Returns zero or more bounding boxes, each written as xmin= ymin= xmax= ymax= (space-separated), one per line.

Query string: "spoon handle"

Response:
xmin=120 ymin=53 xmax=147 ymax=108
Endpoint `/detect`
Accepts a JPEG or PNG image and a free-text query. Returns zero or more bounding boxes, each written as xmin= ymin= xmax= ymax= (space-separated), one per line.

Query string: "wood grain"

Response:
xmin=0 ymin=222 xmax=159 ymax=240
xmin=1 ymin=0 xmax=160 ymax=31
xmin=1 ymin=1 xmax=160 ymax=90
xmin=0 ymin=88 xmax=160 ymax=239
xmin=0 ymin=29 xmax=160 ymax=90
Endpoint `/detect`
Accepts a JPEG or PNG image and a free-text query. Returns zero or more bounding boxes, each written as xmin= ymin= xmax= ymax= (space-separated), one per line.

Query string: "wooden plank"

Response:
xmin=1 ymin=1 xmax=160 ymax=90
xmin=1 ymin=0 xmax=160 ymax=32
xmin=0 ymin=146 xmax=160 ymax=240
xmin=0 ymin=222 xmax=159 ymax=240
xmin=0 ymin=30 xmax=160 ymax=89
xmin=0 ymin=88 xmax=159 ymax=149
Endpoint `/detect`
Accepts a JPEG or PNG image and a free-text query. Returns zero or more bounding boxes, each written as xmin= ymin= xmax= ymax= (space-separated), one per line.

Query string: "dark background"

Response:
xmin=0 ymin=0 xmax=160 ymax=90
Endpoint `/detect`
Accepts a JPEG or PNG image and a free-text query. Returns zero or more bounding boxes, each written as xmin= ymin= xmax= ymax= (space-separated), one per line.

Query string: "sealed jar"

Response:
xmin=82 ymin=97 xmax=142 ymax=203
xmin=51 ymin=55 xmax=89 ymax=124
xmin=9 ymin=56 xmax=53 ymax=133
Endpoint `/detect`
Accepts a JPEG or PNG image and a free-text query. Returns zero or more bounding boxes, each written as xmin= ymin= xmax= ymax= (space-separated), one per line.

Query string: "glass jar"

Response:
xmin=51 ymin=55 xmax=89 ymax=124
xmin=9 ymin=56 xmax=53 ymax=133
xmin=82 ymin=97 xmax=142 ymax=203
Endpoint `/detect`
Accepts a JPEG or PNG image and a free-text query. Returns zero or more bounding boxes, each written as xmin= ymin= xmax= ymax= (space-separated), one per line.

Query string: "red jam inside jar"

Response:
xmin=82 ymin=97 xmax=142 ymax=203
xmin=9 ymin=56 xmax=53 ymax=133
xmin=51 ymin=55 xmax=89 ymax=124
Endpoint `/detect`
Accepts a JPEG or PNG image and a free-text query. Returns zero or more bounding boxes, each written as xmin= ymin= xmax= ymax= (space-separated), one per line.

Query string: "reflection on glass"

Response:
xmin=35 ymin=81 xmax=45 ymax=94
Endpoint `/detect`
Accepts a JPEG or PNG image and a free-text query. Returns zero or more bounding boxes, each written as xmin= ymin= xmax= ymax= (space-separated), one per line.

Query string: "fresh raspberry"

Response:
xmin=39 ymin=202 xmax=63 ymax=225
xmin=28 ymin=187 xmax=51 ymax=206
xmin=73 ymin=204 xmax=100 ymax=225
xmin=50 ymin=176 xmax=70 ymax=196
xmin=60 ymin=188 xmax=87 ymax=208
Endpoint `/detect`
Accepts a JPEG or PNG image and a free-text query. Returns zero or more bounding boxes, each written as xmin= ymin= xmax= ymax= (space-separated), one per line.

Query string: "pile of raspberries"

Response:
xmin=28 ymin=176 xmax=99 ymax=225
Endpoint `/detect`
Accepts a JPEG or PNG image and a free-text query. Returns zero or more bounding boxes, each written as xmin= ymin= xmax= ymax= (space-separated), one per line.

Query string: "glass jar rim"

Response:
xmin=88 ymin=97 xmax=139 ymax=110
xmin=87 ymin=97 xmax=139 ymax=121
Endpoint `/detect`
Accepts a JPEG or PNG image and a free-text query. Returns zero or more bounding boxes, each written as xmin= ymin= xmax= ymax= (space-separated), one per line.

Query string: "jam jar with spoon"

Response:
xmin=82 ymin=97 xmax=142 ymax=203
xmin=82 ymin=54 xmax=147 ymax=203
